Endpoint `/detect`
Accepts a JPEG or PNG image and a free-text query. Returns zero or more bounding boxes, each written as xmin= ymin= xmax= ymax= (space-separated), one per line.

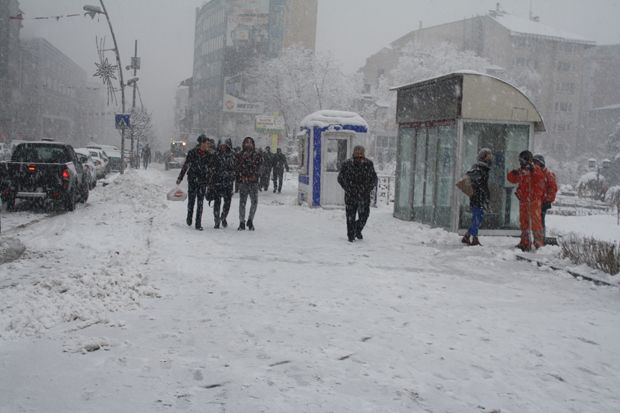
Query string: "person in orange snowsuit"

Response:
xmin=533 ymin=154 xmax=558 ymax=237
xmin=507 ymin=150 xmax=547 ymax=251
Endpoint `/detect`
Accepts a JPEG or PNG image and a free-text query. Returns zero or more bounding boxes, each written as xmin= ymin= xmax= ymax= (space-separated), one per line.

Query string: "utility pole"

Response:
xmin=130 ymin=40 xmax=139 ymax=168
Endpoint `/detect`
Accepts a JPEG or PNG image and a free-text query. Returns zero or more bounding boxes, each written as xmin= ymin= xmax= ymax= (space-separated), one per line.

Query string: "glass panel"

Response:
xmin=434 ymin=124 xmax=457 ymax=228
xmin=298 ymin=134 xmax=307 ymax=174
xmin=413 ymin=129 xmax=427 ymax=207
xmin=325 ymin=139 xmax=347 ymax=172
xmin=396 ymin=128 xmax=414 ymax=214
xmin=424 ymin=128 xmax=438 ymax=207
xmin=460 ymin=122 xmax=530 ymax=230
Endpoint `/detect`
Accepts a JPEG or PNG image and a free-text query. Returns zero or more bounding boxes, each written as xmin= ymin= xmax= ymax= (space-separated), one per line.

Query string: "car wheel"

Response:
xmin=65 ymin=190 xmax=76 ymax=212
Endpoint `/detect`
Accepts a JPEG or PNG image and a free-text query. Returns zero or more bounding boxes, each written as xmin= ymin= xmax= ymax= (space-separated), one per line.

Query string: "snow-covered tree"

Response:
xmin=245 ymin=48 xmax=358 ymax=139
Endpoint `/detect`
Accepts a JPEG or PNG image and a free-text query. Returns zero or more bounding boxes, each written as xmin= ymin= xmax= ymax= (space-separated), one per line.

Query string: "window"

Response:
xmin=298 ymin=132 xmax=308 ymax=174
xmin=325 ymin=139 xmax=347 ymax=172
xmin=555 ymin=102 xmax=573 ymax=112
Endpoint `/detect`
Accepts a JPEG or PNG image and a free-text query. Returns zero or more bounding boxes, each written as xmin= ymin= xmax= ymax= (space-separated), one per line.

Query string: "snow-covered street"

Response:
xmin=1 ymin=165 xmax=619 ymax=412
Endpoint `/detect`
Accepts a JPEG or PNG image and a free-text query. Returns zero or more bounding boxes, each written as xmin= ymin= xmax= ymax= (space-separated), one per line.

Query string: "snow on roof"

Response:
xmin=491 ymin=14 xmax=595 ymax=45
xmin=300 ymin=110 xmax=368 ymax=131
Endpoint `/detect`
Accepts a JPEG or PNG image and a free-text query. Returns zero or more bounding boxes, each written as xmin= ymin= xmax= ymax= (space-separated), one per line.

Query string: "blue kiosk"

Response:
xmin=297 ymin=110 xmax=369 ymax=207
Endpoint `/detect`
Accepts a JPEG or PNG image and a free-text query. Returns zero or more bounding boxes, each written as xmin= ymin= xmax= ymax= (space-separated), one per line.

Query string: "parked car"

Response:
xmin=74 ymin=149 xmax=97 ymax=189
xmin=87 ymin=143 xmax=120 ymax=172
xmin=0 ymin=141 xmax=88 ymax=211
xmin=86 ymin=149 xmax=108 ymax=178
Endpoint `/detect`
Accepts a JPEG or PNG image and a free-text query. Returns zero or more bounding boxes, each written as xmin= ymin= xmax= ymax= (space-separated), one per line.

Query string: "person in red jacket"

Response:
xmin=533 ymin=154 xmax=558 ymax=237
xmin=507 ymin=150 xmax=547 ymax=251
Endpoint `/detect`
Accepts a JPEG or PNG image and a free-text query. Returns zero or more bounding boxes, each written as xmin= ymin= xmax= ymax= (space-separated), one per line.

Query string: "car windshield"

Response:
xmin=12 ymin=144 xmax=71 ymax=163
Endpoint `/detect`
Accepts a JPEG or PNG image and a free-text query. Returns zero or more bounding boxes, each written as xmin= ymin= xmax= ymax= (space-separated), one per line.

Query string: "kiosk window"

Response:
xmin=326 ymin=139 xmax=347 ymax=172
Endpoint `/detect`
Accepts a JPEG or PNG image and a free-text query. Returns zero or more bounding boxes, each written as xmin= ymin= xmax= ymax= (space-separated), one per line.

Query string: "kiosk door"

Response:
xmin=321 ymin=133 xmax=351 ymax=206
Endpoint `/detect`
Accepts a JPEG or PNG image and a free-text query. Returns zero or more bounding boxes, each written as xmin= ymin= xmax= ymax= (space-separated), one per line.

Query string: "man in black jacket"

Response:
xmin=337 ymin=145 xmax=378 ymax=242
xmin=271 ymin=148 xmax=289 ymax=193
xmin=177 ymin=134 xmax=212 ymax=231
xmin=461 ymin=148 xmax=493 ymax=246
xmin=212 ymin=139 xmax=236 ymax=228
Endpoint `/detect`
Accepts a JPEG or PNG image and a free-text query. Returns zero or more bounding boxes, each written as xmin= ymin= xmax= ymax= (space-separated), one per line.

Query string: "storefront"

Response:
xmin=392 ymin=72 xmax=545 ymax=234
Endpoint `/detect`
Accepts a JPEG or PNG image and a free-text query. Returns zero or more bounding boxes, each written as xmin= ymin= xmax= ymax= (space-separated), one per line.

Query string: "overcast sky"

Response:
xmin=16 ymin=0 xmax=620 ymax=141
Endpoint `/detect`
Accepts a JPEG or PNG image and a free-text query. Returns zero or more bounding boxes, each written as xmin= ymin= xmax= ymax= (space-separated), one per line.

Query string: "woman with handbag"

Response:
xmin=461 ymin=148 xmax=493 ymax=246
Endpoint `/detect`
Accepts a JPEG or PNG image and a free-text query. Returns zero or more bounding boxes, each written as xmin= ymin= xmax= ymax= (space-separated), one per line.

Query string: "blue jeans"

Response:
xmin=469 ymin=207 xmax=484 ymax=237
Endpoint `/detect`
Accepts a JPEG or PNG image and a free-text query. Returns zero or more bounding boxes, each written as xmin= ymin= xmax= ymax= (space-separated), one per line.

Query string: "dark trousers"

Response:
xmin=187 ymin=182 xmax=206 ymax=227
xmin=214 ymin=188 xmax=233 ymax=224
xmin=272 ymin=169 xmax=284 ymax=192
xmin=345 ymin=196 xmax=371 ymax=239
xmin=260 ymin=172 xmax=271 ymax=191
xmin=239 ymin=183 xmax=258 ymax=223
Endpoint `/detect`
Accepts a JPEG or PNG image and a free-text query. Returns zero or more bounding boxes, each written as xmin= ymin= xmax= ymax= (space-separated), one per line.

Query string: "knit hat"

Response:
xmin=533 ymin=154 xmax=545 ymax=167
xmin=197 ymin=134 xmax=207 ymax=143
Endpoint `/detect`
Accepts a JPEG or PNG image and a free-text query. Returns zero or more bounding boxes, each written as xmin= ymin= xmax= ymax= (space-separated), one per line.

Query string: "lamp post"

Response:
xmin=84 ymin=1 xmax=127 ymax=174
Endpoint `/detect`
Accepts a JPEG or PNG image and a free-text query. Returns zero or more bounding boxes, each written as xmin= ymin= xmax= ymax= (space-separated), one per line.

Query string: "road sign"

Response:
xmin=255 ymin=114 xmax=285 ymax=132
xmin=115 ymin=114 xmax=131 ymax=130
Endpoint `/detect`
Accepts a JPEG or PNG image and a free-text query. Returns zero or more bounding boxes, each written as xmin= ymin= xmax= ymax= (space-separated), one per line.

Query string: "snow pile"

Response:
xmin=0 ymin=237 xmax=25 ymax=264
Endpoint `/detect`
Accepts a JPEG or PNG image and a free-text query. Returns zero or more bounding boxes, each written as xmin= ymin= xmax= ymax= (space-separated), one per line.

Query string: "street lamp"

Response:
xmin=83 ymin=2 xmax=127 ymax=174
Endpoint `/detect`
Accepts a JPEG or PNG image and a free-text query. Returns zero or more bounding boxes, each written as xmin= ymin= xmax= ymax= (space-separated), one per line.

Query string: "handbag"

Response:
xmin=455 ymin=174 xmax=474 ymax=197
xmin=167 ymin=186 xmax=187 ymax=201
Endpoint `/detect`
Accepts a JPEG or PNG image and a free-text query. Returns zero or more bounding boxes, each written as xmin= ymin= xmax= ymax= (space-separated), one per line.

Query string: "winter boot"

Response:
xmin=247 ymin=220 xmax=255 ymax=231
xmin=461 ymin=233 xmax=471 ymax=245
xmin=186 ymin=211 xmax=193 ymax=226
xmin=195 ymin=225 xmax=203 ymax=231
xmin=470 ymin=236 xmax=481 ymax=246
xmin=238 ymin=221 xmax=246 ymax=231
xmin=222 ymin=218 xmax=228 ymax=228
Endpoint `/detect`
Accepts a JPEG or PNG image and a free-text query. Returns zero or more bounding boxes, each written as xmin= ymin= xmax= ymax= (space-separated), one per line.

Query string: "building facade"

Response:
xmin=360 ymin=8 xmax=595 ymax=160
xmin=17 ymin=38 xmax=90 ymax=145
xmin=191 ymin=0 xmax=317 ymax=143
xmin=0 ymin=0 xmax=22 ymax=142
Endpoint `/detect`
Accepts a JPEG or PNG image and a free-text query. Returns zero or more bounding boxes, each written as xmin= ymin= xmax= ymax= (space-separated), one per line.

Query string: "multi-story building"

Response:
xmin=0 ymin=0 xmax=22 ymax=141
xmin=17 ymin=38 xmax=91 ymax=146
xmin=583 ymin=44 xmax=620 ymax=154
xmin=191 ymin=0 xmax=317 ymax=143
xmin=360 ymin=6 xmax=596 ymax=160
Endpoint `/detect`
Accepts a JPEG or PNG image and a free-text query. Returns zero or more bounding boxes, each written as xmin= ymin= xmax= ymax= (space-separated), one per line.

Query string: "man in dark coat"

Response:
xmin=141 ymin=144 xmax=151 ymax=169
xmin=259 ymin=146 xmax=273 ymax=192
xmin=212 ymin=139 xmax=236 ymax=229
xmin=461 ymin=148 xmax=493 ymax=246
xmin=271 ymin=148 xmax=289 ymax=193
xmin=177 ymin=134 xmax=212 ymax=231
xmin=337 ymin=145 xmax=378 ymax=242
xmin=236 ymin=136 xmax=262 ymax=231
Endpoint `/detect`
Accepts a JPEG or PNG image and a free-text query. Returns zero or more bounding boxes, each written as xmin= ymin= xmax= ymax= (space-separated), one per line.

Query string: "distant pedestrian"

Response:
xmin=142 ymin=144 xmax=151 ymax=169
xmin=337 ymin=145 xmax=378 ymax=242
xmin=236 ymin=136 xmax=262 ymax=231
xmin=259 ymin=146 xmax=273 ymax=191
xmin=271 ymin=148 xmax=289 ymax=193
xmin=507 ymin=150 xmax=546 ymax=251
xmin=212 ymin=139 xmax=236 ymax=229
xmin=177 ymin=134 xmax=212 ymax=231
xmin=533 ymin=154 xmax=558 ymax=237
xmin=461 ymin=148 xmax=493 ymax=246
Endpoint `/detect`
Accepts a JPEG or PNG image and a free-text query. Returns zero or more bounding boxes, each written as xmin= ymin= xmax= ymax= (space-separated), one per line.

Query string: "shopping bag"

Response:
xmin=455 ymin=174 xmax=473 ymax=197
xmin=167 ymin=186 xmax=187 ymax=201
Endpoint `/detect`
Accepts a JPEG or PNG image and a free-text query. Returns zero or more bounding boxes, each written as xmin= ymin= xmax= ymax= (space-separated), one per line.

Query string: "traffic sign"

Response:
xmin=115 ymin=114 xmax=131 ymax=129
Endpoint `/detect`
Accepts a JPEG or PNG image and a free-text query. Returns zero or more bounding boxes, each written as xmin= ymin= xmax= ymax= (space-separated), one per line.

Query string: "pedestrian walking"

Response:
xmin=533 ymin=154 xmax=558 ymax=238
xmin=141 ymin=144 xmax=151 ymax=169
xmin=177 ymin=134 xmax=212 ymax=231
xmin=236 ymin=136 xmax=262 ymax=231
xmin=507 ymin=150 xmax=546 ymax=251
xmin=212 ymin=139 xmax=236 ymax=229
xmin=461 ymin=148 xmax=493 ymax=246
xmin=271 ymin=148 xmax=289 ymax=193
xmin=259 ymin=146 xmax=273 ymax=192
xmin=337 ymin=145 xmax=378 ymax=242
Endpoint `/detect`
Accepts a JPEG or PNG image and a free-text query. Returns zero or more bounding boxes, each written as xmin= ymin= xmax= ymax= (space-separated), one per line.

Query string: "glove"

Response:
xmin=176 ymin=179 xmax=182 ymax=185
xmin=510 ymin=169 xmax=519 ymax=176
